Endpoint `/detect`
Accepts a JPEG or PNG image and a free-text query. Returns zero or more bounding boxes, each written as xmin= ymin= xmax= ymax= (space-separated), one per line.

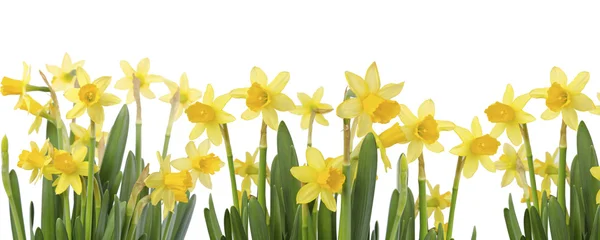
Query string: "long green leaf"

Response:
xmin=371 ymin=221 xmax=379 ymax=240
xmin=570 ymin=158 xmax=584 ymax=239
xmin=471 ymin=226 xmax=477 ymax=240
xmin=276 ymin=121 xmax=301 ymax=235
xmin=318 ymin=200 xmax=336 ymax=240
xmin=74 ymin=217 xmax=84 ymax=240
xmin=504 ymin=194 xmax=522 ymax=240
xmin=528 ymin=207 xmax=547 ymax=240
xmin=351 ymin=133 xmax=378 ymax=240
xmin=523 ymin=209 xmax=531 ymax=240
xmin=575 ymin=121 xmax=600 ymax=231
xmin=399 ymin=189 xmax=415 ymax=240
xmin=384 ymin=190 xmax=399 ymax=240
xmin=55 ymin=219 xmax=67 ymax=240
xmin=94 ymin=190 xmax=111 ymax=239
xmin=9 ymin=170 xmax=26 ymax=239
xmin=289 ymin=206 xmax=302 ymax=240
xmin=43 ymin=121 xmax=60 ymax=240
xmin=548 ymin=197 xmax=569 ymax=240
xmin=229 ymin=207 xmax=248 ymax=240
xmin=224 ymin=209 xmax=232 ymax=240
xmin=34 ymin=228 xmax=44 ymax=240
xmin=436 ymin=223 xmax=444 ymax=240
xmin=172 ymin=194 xmax=197 ymax=240
xmin=119 ymin=151 xmax=137 ymax=202
xmin=29 ymin=201 xmax=34 ymax=239
xmin=249 ymin=198 xmax=270 ymax=240
xmin=590 ymin=206 xmax=600 ymax=240
xmin=99 ymin=104 xmax=130 ymax=190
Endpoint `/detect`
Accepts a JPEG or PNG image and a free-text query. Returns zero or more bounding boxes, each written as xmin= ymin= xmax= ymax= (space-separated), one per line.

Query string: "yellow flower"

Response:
xmin=351 ymin=123 xmax=408 ymax=171
xmin=115 ymin=58 xmax=165 ymax=104
xmin=495 ymin=143 xmax=528 ymax=187
xmin=185 ymin=84 xmax=235 ymax=145
xmin=160 ymin=73 xmax=203 ymax=120
xmin=234 ymin=148 xmax=270 ymax=194
xmin=290 ymin=87 xmax=333 ymax=129
xmin=145 ymin=152 xmax=193 ymax=217
xmin=70 ymin=122 xmax=109 ymax=153
xmin=45 ymin=146 xmax=99 ymax=195
xmin=17 ymin=95 xmax=50 ymax=134
xmin=336 ymin=62 xmax=404 ymax=137
xmin=399 ymin=99 xmax=455 ymax=163
xmin=64 ymin=67 xmax=121 ymax=123
xmin=590 ymin=93 xmax=600 ymax=115
xmin=2 ymin=62 xmax=32 ymax=109
xmin=530 ymin=67 xmax=595 ymax=130
xmin=17 ymin=140 xmax=52 ymax=183
xmin=290 ymin=147 xmax=345 ymax=212
xmin=521 ymin=187 xmax=548 ymax=206
xmin=415 ymin=181 xmax=451 ymax=223
xmin=230 ymin=67 xmax=295 ymax=130
xmin=590 ymin=166 xmax=600 ymax=204
xmin=171 ymin=139 xmax=225 ymax=190
xmin=45 ymin=53 xmax=84 ymax=91
xmin=533 ymin=148 xmax=569 ymax=194
xmin=449 ymin=117 xmax=499 ymax=178
xmin=485 ymin=84 xmax=535 ymax=145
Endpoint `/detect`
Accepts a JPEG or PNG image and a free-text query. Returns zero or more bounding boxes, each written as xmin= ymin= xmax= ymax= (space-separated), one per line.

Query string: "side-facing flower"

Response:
xmin=534 ymin=148 xmax=569 ymax=194
xmin=351 ymin=122 xmax=409 ymax=171
xmin=45 ymin=53 xmax=84 ymax=91
xmin=171 ymin=139 xmax=225 ymax=190
xmin=45 ymin=145 xmax=99 ymax=195
xmin=17 ymin=140 xmax=51 ymax=183
xmin=160 ymin=72 xmax=202 ymax=120
xmin=591 ymin=166 xmax=600 ymax=204
xmin=415 ymin=181 xmax=451 ymax=221
xmin=230 ymin=67 xmax=295 ymax=130
xmin=234 ymin=148 xmax=271 ymax=194
xmin=70 ymin=122 xmax=108 ymax=151
xmin=450 ymin=117 xmax=500 ymax=178
xmin=144 ymin=152 xmax=193 ymax=216
xmin=494 ymin=143 xmax=528 ymax=187
xmin=115 ymin=58 xmax=165 ymax=104
xmin=399 ymin=99 xmax=455 ymax=163
xmin=185 ymin=84 xmax=235 ymax=145
xmin=1 ymin=62 xmax=31 ymax=109
xmin=291 ymin=87 xmax=333 ymax=129
xmin=291 ymin=147 xmax=345 ymax=212
xmin=336 ymin=62 xmax=404 ymax=137
xmin=530 ymin=67 xmax=595 ymax=130
xmin=485 ymin=84 xmax=535 ymax=145
xmin=17 ymin=95 xmax=50 ymax=134
xmin=521 ymin=187 xmax=547 ymax=206
xmin=64 ymin=67 xmax=121 ymax=123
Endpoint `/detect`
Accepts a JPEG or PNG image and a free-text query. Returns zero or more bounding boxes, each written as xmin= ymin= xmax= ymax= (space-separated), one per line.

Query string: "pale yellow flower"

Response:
xmin=171 ymin=139 xmax=225 ymax=190
xmin=17 ymin=95 xmax=50 ymax=134
xmin=144 ymin=152 xmax=193 ymax=217
xmin=70 ymin=122 xmax=109 ymax=153
xmin=45 ymin=53 xmax=84 ymax=91
xmin=185 ymin=84 xmax=235 ymax=145
xmin=64 ymin=67 xmax=121 ymax=123
xmin=290 ymin=87 xmax=333 ymax=129
xmin=45 ymin=146 xmax=99 ymax=195
xmin=533 ymin=148 xmax=569 ymax=194
xmin=160 ymin=72 xmax=202 ymax=120
xmin=17 ymin=140 xmax=52 ymax=183
xmin=485 ymin=84 xmax=535 ymax=145
xmin=494 ymin=143 xmax=528 ymax=187
xmin=415 ymin=181 xmax=451 ymax=222
xmin=234 ymin=148 xmax=271 ymax=194
xmin=449 ymin=117 xmax=499 ymax=178
xmin=115 ymin=58 xmax=166 ymax=104
xmin=1 ymin=62 xmax=32 ymax=109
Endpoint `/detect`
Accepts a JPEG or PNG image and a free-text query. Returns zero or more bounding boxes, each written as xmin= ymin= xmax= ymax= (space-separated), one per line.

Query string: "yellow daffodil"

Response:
xmin=450 ymin=117 xmax=499 ymax=178
xmin=399 ymin=99 xmax=455 ymax=163
xmin=230 ymin=67 xmax=295 ymax=130
xmin=70 ymin=122 xmax=108 ymax=152
xmin=185 ymin=84 xmax=235 ymax=145
xmin=64 ymin=67 xmax=121 ymax=124
xmin=416 ymin=181 xmax=451 ymax=233
xmin=234 ymin=148 xmax=270 ymax=194
xmin=17 ymin=140 xmax=51 ymax=183
xmin=521 ymin=187 xmax=548 ymax=206
xmin=17 ymin=95 xmax=50 ymax=134
xmin=160 ymin=72 xmax=202 ymax=120
xmin=530 ymin=67 xmax=595 ymax=130
xmin=171 ymin=139 xmax=225 ymax=190
xmin=351 ymin=122 xmax=408 ymax=171
xmin=485 ymin=84 xmax=535 ymax=145
xmin=534 ymin=148 xmax=569 ymax=194
xmin=336 ymin=62 xmax=404 ymax=137
xmin=590 ymin=166 xmax=600 ymax=204
xmin=2 ymin=62 xmax=32 ymax=109
xmin=591 ymin=93 xmax=600 ymax=115
xmin=145 ymin=152 xmax=193 ymax=216
xmin=291 ymin=87 xmax=333 ymax=129
xmin=115 ymin=58 xmax=165 ymax=104
xmin=45 ymin=146 xmax=99 ymax=195
xmin=495 ymin=143 xmax=528 ymax=188
xmin=290 ymin=147 xmax=345 ymax=212
xmin=45 ymin=53 xmax=84 ymax=91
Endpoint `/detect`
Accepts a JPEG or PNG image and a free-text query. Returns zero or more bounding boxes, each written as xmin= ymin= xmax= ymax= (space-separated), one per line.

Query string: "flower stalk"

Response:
xmin=520 ymin=123 xmax=540 ymax=211
xmin=62 ymin=191 xmax=73 ymax=240
xmin=85 ymin=120 xmax=96 ymax=240
xmin=258 ymin=121 xmax=268 ymax=214
xmin=418 ymin=153 xmax=427 ymax=240
xmin=302 ymin=199 xmax=309 ymax=240
xmin=162 ymin=89 xmax=179 ymax=159
xmin=307 ymin=111 xmax=316 ymax=148
xmin=25 ymin=84 xmax=50 ymax=92
xmin=133 ymin=75 xmax=143 ymax=176
xmin=339 ymin=93 xmax=353 ymax=240
xmin=221 ymin=123 xmax=240 ymax=209
xmin=446 ymin=156 xmax=465 ymax=239
xmin=558 ymin=120 xmax=567 ymax=212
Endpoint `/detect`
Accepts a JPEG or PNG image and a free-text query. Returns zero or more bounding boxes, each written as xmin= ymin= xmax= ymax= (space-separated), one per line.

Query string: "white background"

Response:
xmin=2 ymin=1 xmax=600 ymax=239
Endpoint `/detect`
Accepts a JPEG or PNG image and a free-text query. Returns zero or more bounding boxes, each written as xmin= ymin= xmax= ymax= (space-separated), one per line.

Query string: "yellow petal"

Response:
xmin=541 ymin=108 xmax=560 ymax=120
xmin=407 ymin=140 xmax=423 ymax=163
xmin=378 ymin=82 xmax=404 ymax=100
xmin=115 ymin=77 xmax=132 ymax=90
xmin=463 ymin=155 xmax=479 ymax=178
xmin=189 ymin=123 xmax=206 ymax=140
xmin=150 ymin=187 xmax=165 ymax=205
xmin=268 ymin=71 xmax=290 ymax=94
xmin=320 ymin=189 xmax=337 ymax=211
xmin=171 ymin=158 xmax=192 ymax=171
xmin=313 ymin=87 xmax=324 ymax=102
xmin=262 ymin=108 xmax=279 ymax=130
xmin=297 ymin=92 xmax=312 ymax=106
xmin=425 ymin=141 xmax=444 ymax=153
xmin=230 ymin=88 xmax=248 ymax=98
xmin=137 ymin=58 xmax=150 ymax=75
xmin=99 ymin=93 xmax=121 ymax=106
xmin=94 ymin=76 xmax=111 ymax=93
xmin=296 ymin=182 xmax=320 ymax=204
xmin=54 ymin=175 xmax=69 ymax=194
xmin=365 ymin=62 xmax=380 ymax=93
xmin=68 ymin=174 xmax=82 ymax=195
xmin=185 ymin=141 xmax=199 ymax=158
xmin=570 ymin=94 xmax=595 ymax=111
xmin=271 ymin=93 xmax=295 ymax=111
xmin=437 ymin=120 xmax=455 ymax=131
xmin=206 ymin=124 xmax=223 ymax=146
xmin=561 ymin=108 xmax=578 ymax=131
xmin=300 ymin=114 xmax=310 ymax=130
xmin=336 ymin=98 xmax=362 ymax=119
xmin=213 ymin=94 xmax=231 ymax=110
xmin=453 ymin=127 xmax=473 ymax=143
xmin=66 ymin=102 xmax=87 ymax=119
xmin=418 ymin=99 xmax=435 ymax=119
xmin=290 ymin=166 xmax=318 ymax=182
xmin=250 ymin=67 xmax=268 ymax=86
xmin=515 ymin=111 xmax=536 ymax=123
xmin=188 ymin=89 xmax=202 ymax=102
xmin=88 ymin=103 xmax=104 ymax=123
xmin=506 ymin=124 xmax=522 ymax=146
xmin=204 ymin=84 xmax=214 ymax=105
xmin=197 ymin=139 xmax=211 ymax=156
xmin=306 ymin=147 xmax=326 ymax=170
xmin=120 ymin=60 xmax=135 ymax=77
xmin=550 ymin=66 xmax=567 ymax=86
xmin=315 ymin=114 xmax=329 ymax=126
xmin=450 ymin=143 xmax=470 ymax=157
xmin=198 ymin=173 xmax=213 ymax=189
xmin=490 ymin=123 xmax=506 ymax=139
xmin=501 ymin=170 xmax=515 ymax=187
xmin=503 ymin=84 xmax=514 ymax=104
xmin=512 ymin=94 xmax=530 ymax=109
xmin=596 ymin=191 xmax=600 ymax=204
xmin=471 ymin=117 xmax=482 ymax=137
xmin=140 ymin=88 xmax=156 ymax=99
xmin=215 ymin=111 xmax=236 ymax=124
xmin=241 ymin=109 xmax=260 ymax=120
xmin=399 ymin=104 xmax=418 ymax=125
xmin=146 ymin=74 xmax=164 ymax=83
xmin=64 ymin=88 xmax=80 ymax=103
xmin=76 ymin=67 xmax=90 ymax=85
xmin=529 ymin=88 xmax=548 ymax=98
xmin=356 ymin=113 xmax=372 ymax=138
xmin=345 ymin=71 xmax=368 ymax=97
xmin=72 ymin=146 xmax=88 ymax=163
xmin=568 ymin=71 xmax=590 ymax=93
xmin=591 ymin=166 xmax=600 ymax=180
xmin=480 ymin=155 xmax=496 ymax=172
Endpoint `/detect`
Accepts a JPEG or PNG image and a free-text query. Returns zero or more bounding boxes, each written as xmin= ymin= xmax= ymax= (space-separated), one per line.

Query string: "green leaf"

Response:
xmin=30 ymin=201 xmax=35 ymax=238
xmin=34 ymin=227 xmax=44 ymax=240
xmin=436 ymin=223 xmax=444 ymax=240
xmin=289 ymin=206 xmax=301 ymax=240
xmin=540 ymin=193 xmax=548 ymax=235
xmin=318 ymin=200 xmax=336 ymax=240
xmin=275 ymin=121 xmax=301 ymax=235
xmin=424 ymin=229 xmax=437 ymax=240
xmin=119 ymin=151 xmax=137 ymax=202
xmin=504 ymin=194 xmax=522 ymax=240
xmin=74 ymin=217 xmax=84 ymax=240
xmin=385 ymin=190 xmax=399 ymax=240
xmin=528 ymin=206 xmax=547 ymax=240
xmin=249 ymin=198 xmax=270 ymax=240
xmin=173 ymin=194 xmax=197 ymax=240
xmin=41 ymin=178 xmax=57 ymax=240
xmin=224 ymin=209 xmax=232 ymax=240
xmin=230 ymin=207 xmax=248 ymax=240
xmin=94 ymin=190 xmax=111 ymax=239
xmin=399 ymin=189 xmax=415 ymax=240
xmin=241 ymin=191 xmax=249 ymax=233
xmin=548 ymin=197 xmax=569 ymax=240
xmin=370 ymin=221 xmax=379 ymax=240
xmin=269 ymin=183 xmax=284 ymax=240
xmin=351 ymin=133 xmax=378 ymax=240
xmin=99 ymin=104 xmax=130 ymax=190
xmin=590 ymin=206 xmax=600 ymax=240
xmin=471 ymin=226 xmax=477 ymax=240
xmin=114 ymin=196 xmax=126 ymax=240
xmin=524 ymin=209 xmax=531 ymax=240
xmin=55 ymin=219 xmax=67 ymax=240
xmin=9 ymin=170 xmax=26 ymax=239
xmin=569 ymin=158 xmax=584 ymax=240
xmin=575 ymin=121 xmax=600 ymax=231
xmin=206 ymin=194 xmax=223 ymax=239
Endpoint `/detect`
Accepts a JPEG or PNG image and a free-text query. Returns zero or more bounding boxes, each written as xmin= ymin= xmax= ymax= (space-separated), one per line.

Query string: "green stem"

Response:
xmin=25 ymin=84 xmax=50 ymax=92
xmin=1 ymin=136 xmax=26 ymax=240
xmin=85 ymin=121 xmax=96 ymax=240
xmin=63 ymin=191 xmax=73 ymax=240
xmin=258 ymin=121 xmax=268 ymax=214
xmin=307 ymin=111 xmax=316 ymax=148
xmin=302 ymin=203 xmax=309 ymax=240
xmin=339 ymin=118 xmax=352 ymax=240
xmin=136 ymin=123 xmax=142 ymax=175
xmin=162 ymin=212 xmax=173 ymax=240
xmin=557 ymin=121 xmax=567 ymax=212
xmin=446 ymin=156 xmax=465 ymax=239
xmin=520 ymin=124 xmax=540 ymax=211
xmin=418 ymin=153 xmax=427 ymax=240
xmin=161 ymin=135 xmax=170 ymax=160
xmin=388 ymin=154 xmax=408 ymax=239
xmin=221 ymin=124 xmax=240 ymax=209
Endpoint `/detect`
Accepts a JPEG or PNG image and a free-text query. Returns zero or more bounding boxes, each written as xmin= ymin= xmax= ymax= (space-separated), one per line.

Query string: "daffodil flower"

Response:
xmin=351 ymin=122 xmax=408 ymax=171
xmin=1 ymin=62 xmax=32 ymax=109
xmin=485 ymin=84 xmax=535 ymax=145
xmin=415 ymin=181 xmax=451 ymax=221
xmin=144 ymin=152 xmax=193 ymax=216
xmin=291 ymin=87 xmax=333 ymax=129
xmin=64 ymin=67 xmax=121 ymax=124
xmin=230 ymin=67 xmax=295 ymax=130
xmin=590 ymin=93 xmax=600 ymax=115
xmin=534 ymin=148 xmax=569 ymax=194
xmin=450 ymin=117 xmax=499 ymax=178
xmin=290 ymin=147 xmax=345 ymax=212
xmin=45 ymin=53 xmax=84 ymax=91
xmin=494 ymin=143 xmax=528 ymax=187
xmin=70 ymin=122 xmax=108 ymax=152
xmin=336 ymin=62 xmax=404 ymax=137
xmin=45 ymin=146 xmax=99 ymax=195
xmin=17 ymin=140 xmax=52 ymax=183
xmin=115 ymin=58 xmax=165 ymax=104
xmin=160 ymin=72 xmax=202 ymax=120
xmin=530 ymin=67 xmax=595 ymax=130
xmin=234 ymin=148 xmax=271 ymax=194
xmin=399 ymin=99 xmax=455 ymax=163
xmin=521 ymin=187 xmax=547 ymax=206
xmin=590 ymin=166 xmax=600 ymax=204
xmin=17 ymin=95 xmax=50 ymax=134
xmin=185 ymin=84 xmax=235 ymax=145
xmin=171 ymin=139 xmax=225 ymax=190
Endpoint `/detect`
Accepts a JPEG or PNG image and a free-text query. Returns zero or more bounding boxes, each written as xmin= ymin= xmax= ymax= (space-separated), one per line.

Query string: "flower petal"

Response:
xmin=171 ymin=158 xmax=192 ymax=171
xmin=320 ymin=189 xmax=337 ymax=211
xmin=66 ymin=102 xmax=87 ymax=119
xmin=99 ymin=93 xmax=121 ymax=106
xmin=501 ymin=170 xmax=515 ymax=187
xmin=140 ymin=88 xmax=156 ymax=99
xmin=268 ymin=71 xmax=290 ymax=94
xmin=425 ymin=141 xmax=444 ymax=153
xmin=490 ymin=123 xmax=506 ymax=139
xmin=315 ymin=114 xmax=329 ymax=126
xmin=204 ymin=84 xmax=214 ymax=105
xmin=297 ymin=92 xmax=312 ymax=106
xmin=336 ymin=98 xmax=362 ymax=119
xmin=296 ymin=182 xmax=320 ymax=204
xmin=206 ymin=124 xmax=223 ymax=146
xmin=262 ymin=108 xmax=279 ymax=130
xmin=76 ymin=67 xmax=90 ymax=85
xmin=145 ymin=173 xmax=164 ymax=188
xmin=515 ymin=111 xmax=535 ymax=123
xmin=300 ymin=114 xmax=310 ymax=130
xmin=418 ymin=99 xmax=435 ymax=119
xmin=462 ymin=155 xmax=479 ymax=178
xmin=230 ymin=88 xmax=248 ymax=98
xmin=120 ymin=60 xmax=135 ymax=77
xmin=215 ymin=111 xmax=236 ymax=124
xmin=506 ymin=124 xmax=522 ymax=146
xmin=571 ymin=94 xmax=595 ymax=111
xmin=550 ymin=66 xmax=567 ymax=86
xmin=88 ymin=104 xmax=104 ymax=123
xmin=407 ymin=140 xmax=423 ymax=163
xmin=529 ymin=88 xmax=548 ymax=98
xmin=198 ymin=173 xmax=213 ymax=189
xmin=356 ymin=113 xmax=372 ymax=138
xmin=189 ymin=123 xmax=206 ymax=140
xmin=271 ymin=93 xmax=295 ymax=111
xmin=54 ymin=175 xmax=69 ymax=194
xmin=64 ymin=88 xmax=80 ymax=103
xmin=471 ymin=117 xmax=482 ymax=137
xmin=503 ymin=84 xmax=514 ymax=104
xmin=480 ymin=155 xmax=496 ymax=172
xmin=306 ymin=147 xmax=326 ymax=170
xmin=213 ymin=94 xmax=231 ymax=110
xmin=290 ymin=166 xmax=318 ymax=183
xmin=68 ymin=174 xmax=82 ymax=195
xmin=185 ymin=141 xmax=199 ymax=158
xmin=250 ymin=67 xmax=268 ymax=86
xmin=197 ymin=139 xmax=211 ymax=156
xmin=399 ymin=104 xmax=418 ymax=125
xmin=137 ymin=58 xmax=150 ymax=75
xmin=241 ymin=109 xmax=260 ymax=120
xmin=188 ymin=89 xmax=202 ymax=102
xmin=378 ymin=82 xmax=404 ymax=100
xmin=562 ymin=108 xmax=578 ymax=130
xmin=437 ymin=120 xmax=455 ymax=131
xmin=568 ymin=71 xmax=590 ymax=93
xmin=313 ymin=87 xmax=324 ymax=102
xmin=453 ymin=127 xmax=473 ymax=143
xmin=345 ymin=71 xmax=368 ymax=97
xmin=591 ymin=166 xmax=600 ymax=180
xmin=365 ymin=62 xmax=380 ymax=93
xmin=512 ymin=94 xmax=531 ymax=109
xmin=541 ymin=108 xmax=560 ymax=120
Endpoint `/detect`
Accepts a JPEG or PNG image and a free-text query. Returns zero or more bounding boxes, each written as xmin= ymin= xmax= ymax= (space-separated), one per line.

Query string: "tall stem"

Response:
xmin=520 ymin=124 xmax=540 ymax=211
xmin=307 ymin=112 xmax=316 ymax=148
xmin=161 ymin=213 xmax=173 ymax=240
xmin=339 ymin=117 xmax=352 ymax=240
xmin=388 ymin=154 xmax=408 ymax=239
xmin=258 ymin=121 xmax=268 ymax=214
xmin=133 ymin=75 xmax=143 ymax=175
xmin=446 ymin=156 xmax=465 ymax=239
xmin=418 ymin=154 xmax=428 ymax=240
xmin=221 ymin=124 xmax=240 ymax=209
xmin=85 ymin=121 xmax=96 ymax=240
xmin=302 ymin=201 xmax=309 ymax=240
xmin=62 ymin=191 xmax=73 ymax=240
xmin=558 ymin=121 xmax=567 ymax=212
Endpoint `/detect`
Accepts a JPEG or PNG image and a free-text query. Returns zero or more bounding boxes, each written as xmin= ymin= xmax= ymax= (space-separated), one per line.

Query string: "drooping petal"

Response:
xmin=87 ymin=103 xmax=104 ymax=123
xmin=503 ymin=84 xmax=514 ymax=104
xmin=198 ymin=173 xmax=213 ymax=189
xmin=550 ymin=66 xmax=567 ymax=86
xmin=570 ymin=94 xmax=595 ymax=111
xmin=262 ymin=108 xmax=279 ymax=130
xmin=66 ymin=102 xmax=87 ymax=119
xmin=290 ymin=166 xmax=318 ymax=183
xmin=171 ymin=158 xmax=192 ymax=171
xmin=425 ymin=141 xmax=444 ymax=153
xmin=505 ymin=124 xmax=522 ymax=145
xmin=561 ymin=108 xmax=578 ymax=130
xmin=271 ymin=93 xmax=295 ymax=111
xmin=568 ymin=71 xmax=590 ymax=93
xmin=462 ymin=155 xmax=479 ymax=178
xmin=407 ymin=140 xmax=424 ymax=163
xmin=480 ymin=155 xmax=496 ymax=172
xmin=306 ymin=147 xmax=326 ymax=170
xmin=345 ymin=71 xmax=368 ymax=97
xmin=241 ymin=109 xmax=260 ymax=120
xmin=300 ymin=114 xmax=310 ymax=130
xmin=501 ymin=170 xmax=515 ymax=187
xmin=206 ymin=124 xmax=223 ymax=146
xmin=320 ymin=189 xmax=337 ymax=211
xmin=356 ymin=113 xmax=372 ymax=138
xmin=336 ymin=98 xmax=362 ymax=119
xmin=54 ymin=175 xmax=69 ymax=194
xmin=99 ymin=93 xmax=121 ymax=106
xmin=315 ymin=114 xmax=329 ymax=126
xmin=296 ymin=182 xmax=320 ymax=204
xmin=268 ymin=71 xmax=290 ymax=94
xmin=399 ymin=104 xmax=418 ymax=125
xmin=418 ymin=99 xmax=435 ymax=119
xmin=365 ymin=62 xmax=380 ymax=93
xmin=140 ymin=88 xmax=156 ymax=99
xmin=69 ymin=174 xmax=83 ymax=194
xmin=378 ymin=82 xmax=405 ymax=100
xmin=490 ymin=123 xmax=506 ymax=139
xmin=540 ymin=108 xmax=560 ymax=120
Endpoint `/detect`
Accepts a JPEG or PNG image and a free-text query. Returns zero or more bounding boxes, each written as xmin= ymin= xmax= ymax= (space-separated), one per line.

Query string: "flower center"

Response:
xmin=362 ymin=94 xmax=400 ymax=124
xmin=484 ymin=102 xmax=516 ymax=123
xmin=164 ymin=171 xmax=192 ymax=202
xmin=185 ymin=102 xmax=216 ymax=123
xmin=191 ymin=153 xmax=222 ymax=174
xmin=379 ymin=123 xmax=408 ymax=148
xmin=1 ymin=77 xmax=24 ymax=96
xmin=246 ymin=83 xmax=270 ymax=111
xmin=62 ymin=72 xmax=75 ymax=83
xmin=78 ymin=84 xmax=99 ymax=105
xmin=415 ymin=115 xmax=439 ymax=144
xmin=470 ymin=134 xmax=500 ymax=155
xmin=545 ymin=164 xmax=558 ymax=175
xmin=54 ymin=150 xmax=78 ymax=174
xmin=317 ymin=167 xmax=345 ymax=193
xmin=134 ymin=73 xmax=148 ymax=88
xmin=546 ymin=83 xmax=570 ymax=111
xmin=179 ymin=92 xmax=189 ymax=104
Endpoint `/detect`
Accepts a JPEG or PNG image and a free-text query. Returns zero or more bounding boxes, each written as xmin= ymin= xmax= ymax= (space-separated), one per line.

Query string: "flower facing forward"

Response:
xmin=415 ymin=181 xmax=451 ymax=223
xmin=399 ymin=99 xmax=455 ymax=163
xmin=450 ymin=117 xmax=499 ymax=178
xmin=336 ymin=62 xmax=404 ymax=137
xmin=17 ymin=140 xmax=51 ymax=183
xmin=291 ymin=147 xmax=345 ymax=212
xmin=145 ymin=152 xmax=193 ymax=216
xmin=1 ymin=62 xmax=31 ymax=109
xmin=160 ymin=73 xmax=202 ymax=120
xmin=115 ymin=58 xmax=165 ymax=104
xmin=171 ymin=139 xmax=225 ymax=190
xmin=230 ymin=67 xmax=295 ymax=130
xmin=530 ymin=67 xmax=595 ymax=130
xmin=534 ymin=148 xmax=569 ymax=194
xmin=45 ymin=146 xmax=99 ymax=195
xmin=485 ymin=84 xmax=535 ymax=145
xmin=64 ymin=67 xmax=121 ymax=123
xmin=45 ymin=53 xmax=84 ymax=91
xmin=234 ymin=148 xmax=270 ymax=194
xmin=591 ymin=167 xmax=600 ymax=204
xmin=185 ymin=84 xmax=235 ymax=145
xmin=291 ymin=87 xmax=333 ymax=129
xmin=494 ymin=143 xmax=528 ymax=187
